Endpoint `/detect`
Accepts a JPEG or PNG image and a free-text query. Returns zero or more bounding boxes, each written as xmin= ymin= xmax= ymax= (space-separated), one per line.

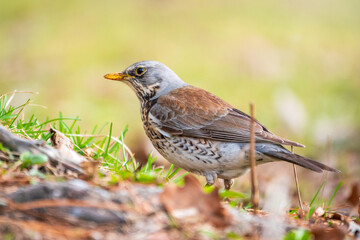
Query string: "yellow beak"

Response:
xmin=104 ymin=72 xmax=131 ymax=81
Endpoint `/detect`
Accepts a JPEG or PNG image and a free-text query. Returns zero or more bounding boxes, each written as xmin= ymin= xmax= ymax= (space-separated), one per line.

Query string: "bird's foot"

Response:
xmin=223 ymin=179 xmax=234 ymax=190
xmin=204 ymin=172 xmax=217 ymax=186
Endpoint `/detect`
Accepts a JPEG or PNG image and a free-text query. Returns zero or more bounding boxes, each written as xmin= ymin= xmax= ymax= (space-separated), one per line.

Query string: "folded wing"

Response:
xmin=149 ymin=86 xmax=304 ymax=147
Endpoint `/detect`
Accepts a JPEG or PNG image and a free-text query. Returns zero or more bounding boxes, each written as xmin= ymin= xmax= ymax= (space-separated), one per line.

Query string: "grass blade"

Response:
xmin=167 ymin=166 xmax=181 ymax=180
xmin=9 ymin=99 xmax=31 ymax=127
xmin=104 ymin=122 xmax=113 ymax=156
xmin=310 ymin=181 xmax=326 ymax=207
xmin=35 ymin=117 xmax=80 ymax=129
xmin=327 ymin=181 xmax=343 ymax=210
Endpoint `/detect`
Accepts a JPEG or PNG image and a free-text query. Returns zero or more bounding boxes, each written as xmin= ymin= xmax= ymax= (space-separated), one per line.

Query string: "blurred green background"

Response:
xmin=1 ymin=0 xmax=359 ymax=189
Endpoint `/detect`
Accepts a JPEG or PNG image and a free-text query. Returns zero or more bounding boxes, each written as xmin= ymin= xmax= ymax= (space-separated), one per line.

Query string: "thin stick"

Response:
xmin=320 ymin=137 xmax=331 ymax=203
xmin=249 ymin=102 xmax=259 ymax=210
xmin=291 ymin=145 xmax=303 ymax=212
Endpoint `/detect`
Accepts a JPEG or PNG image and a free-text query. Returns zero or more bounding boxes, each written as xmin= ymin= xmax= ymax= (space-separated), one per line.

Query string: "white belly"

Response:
xmin=152 ymin=136 xmax=271 ymax=180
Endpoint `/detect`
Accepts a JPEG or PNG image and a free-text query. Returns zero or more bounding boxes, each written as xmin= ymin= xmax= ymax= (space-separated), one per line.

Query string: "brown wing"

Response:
xmin=150 ymin=86 xmax=304 ymax=147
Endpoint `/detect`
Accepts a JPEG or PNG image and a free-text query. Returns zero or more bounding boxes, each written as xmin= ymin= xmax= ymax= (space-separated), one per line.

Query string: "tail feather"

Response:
xmin=264 ymin=151 xmax=340 ymax=173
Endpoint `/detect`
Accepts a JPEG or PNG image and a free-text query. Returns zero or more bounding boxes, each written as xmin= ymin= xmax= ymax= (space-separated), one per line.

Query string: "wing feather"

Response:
xmin=150 ymin=86 xmax=304 ymax=147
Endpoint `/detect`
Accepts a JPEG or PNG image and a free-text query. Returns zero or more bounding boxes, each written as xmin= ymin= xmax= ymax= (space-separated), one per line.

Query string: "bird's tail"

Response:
xmin=264 ymin=151 xmax=340 ymax=173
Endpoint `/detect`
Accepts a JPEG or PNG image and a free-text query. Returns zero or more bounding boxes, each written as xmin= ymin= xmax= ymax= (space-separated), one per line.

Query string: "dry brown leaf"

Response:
xmin=160 ymin=174 xmax=232 ymax=228
xmin=347 ymin=183 xmax=359 ymax=207
xmin=146 ymin=231 xmax=182 ymax=240
xmin=327 ymin=212 xmax=346 ymax=222
xmin=311 ymin=225 xmax=346 ymax=240
xmin=83 ymin=147 xmax=94 ymax=157
xmin=80 ymin=160 xmax=100 ymax=180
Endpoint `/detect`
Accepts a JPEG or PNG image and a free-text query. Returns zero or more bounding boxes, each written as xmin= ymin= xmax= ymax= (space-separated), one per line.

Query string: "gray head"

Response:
xmin=104 ymin=61 xmax=188 ymax=102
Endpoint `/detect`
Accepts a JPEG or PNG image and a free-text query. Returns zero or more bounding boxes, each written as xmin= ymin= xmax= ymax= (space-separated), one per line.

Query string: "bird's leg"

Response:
xmin=204 ymin=172 xmax=217 ymax=186
xmin=223 ymin=179 xmax=234 ymax=190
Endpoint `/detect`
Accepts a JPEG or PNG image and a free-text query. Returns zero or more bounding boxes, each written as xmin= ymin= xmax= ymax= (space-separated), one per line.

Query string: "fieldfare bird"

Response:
xmin=104 ymin=61 xmax=339 ymax=189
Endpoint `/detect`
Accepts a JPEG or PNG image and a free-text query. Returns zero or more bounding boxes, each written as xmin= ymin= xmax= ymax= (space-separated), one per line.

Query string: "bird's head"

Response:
xmin=104 ymin=61 xmax=188 ymax=102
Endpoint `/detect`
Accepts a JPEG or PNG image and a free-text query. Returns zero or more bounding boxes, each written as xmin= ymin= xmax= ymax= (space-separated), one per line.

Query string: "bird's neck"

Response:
xmin=126 ymin=80 xmax=160 ymax=103
xmin=140 ymin=97 xmax=158 ymax=131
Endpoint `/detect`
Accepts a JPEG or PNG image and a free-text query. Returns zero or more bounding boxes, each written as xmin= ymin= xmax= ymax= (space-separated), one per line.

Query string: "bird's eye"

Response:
xmin=135 ymin=67 xmax=146 ymax=76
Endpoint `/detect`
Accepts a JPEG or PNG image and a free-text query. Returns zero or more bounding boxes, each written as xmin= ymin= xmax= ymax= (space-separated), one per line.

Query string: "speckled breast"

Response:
xmin=140 ymin=103 xmax=225 ymax=172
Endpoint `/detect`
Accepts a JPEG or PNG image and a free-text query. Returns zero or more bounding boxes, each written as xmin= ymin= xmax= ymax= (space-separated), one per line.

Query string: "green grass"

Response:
xmin=283 ymin=229 xmax=311 ymax=240
xmin=309 ymin=181 xmax=326 ymax=207
xmin=326 ymin=181 xmax=343 ymax=210
xmin=0 ymin=91 xmax=186 ymax=185
xmin=303 ymin=180 xmax=343 ymax=219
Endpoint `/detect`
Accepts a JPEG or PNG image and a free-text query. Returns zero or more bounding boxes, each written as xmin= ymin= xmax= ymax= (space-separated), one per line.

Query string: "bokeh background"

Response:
xmin=1 ymin=0 xmax=359 ymax=201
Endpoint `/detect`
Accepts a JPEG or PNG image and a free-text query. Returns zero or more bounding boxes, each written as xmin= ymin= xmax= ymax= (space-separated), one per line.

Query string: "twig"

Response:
xmin=0 ymin=90 xmax=39 ymax=103
xmin=2 ymin=160 xmax=23 ymax=180
xmin=320 ymin=137 xmax=331 ymax=201
xmin=292 ymin=146 xmax=304 ymax=212
xmin=0 ymin=126 xmax=85 ymax=174
xmin=5 ymin=198 xmax=132 ymax=212
xmin=249 ymin=102 xmax=259 ymax=210
xmin=4 ymin=91 xmax=16 ymax=109
xmin=0 ymin=216 xmax=92 ymax=239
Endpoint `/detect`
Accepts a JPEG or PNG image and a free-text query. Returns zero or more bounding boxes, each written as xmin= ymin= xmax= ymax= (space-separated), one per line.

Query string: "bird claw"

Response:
xmin=224 ymin=179 xmax=234 ymax=190
xmin=205 ymin=172 xmax=217 ymax=186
